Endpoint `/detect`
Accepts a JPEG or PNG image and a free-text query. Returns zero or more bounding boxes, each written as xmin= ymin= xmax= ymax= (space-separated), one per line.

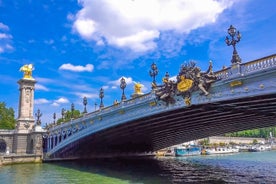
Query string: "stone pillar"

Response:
xmin=16 ymin=78 xmax=36 ymax=133
xmin=13 ymin=133 xmax=29 ymax=154
xmin=29 ymin=132 xmax=43 ymax=155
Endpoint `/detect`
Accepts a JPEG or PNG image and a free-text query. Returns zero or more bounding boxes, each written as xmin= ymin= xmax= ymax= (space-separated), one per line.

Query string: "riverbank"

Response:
xmin=0 ymin=154 xmax=43 ymax=166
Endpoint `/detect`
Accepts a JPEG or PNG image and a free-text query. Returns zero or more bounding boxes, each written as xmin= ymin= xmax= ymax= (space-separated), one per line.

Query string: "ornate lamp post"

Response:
xmin=35 ymin=109 xmax=42 ymax=126
xmin=120 ymin=77 xmax=127 ymax=101
xmin=71 ymin=103 xmax=74 ymax=119
xmin=53 ymin=112 xmax=56 ymax=125
xmin=225 ymin=25 xmax=242 ymax=64
xmin=94 ymin=102 xmax=97 ymax=111
xmin=83 ymin=96 xmax=87 ymax=113
xmin=99 ymin=88 xmax=104 ymax=109
xmin=61 ymin=108 xmax=65 ymax=121
xmin=149 ymin=62 xmax=158 ymax=88
xmin=165 ymin=72 xmax=169 ymax=80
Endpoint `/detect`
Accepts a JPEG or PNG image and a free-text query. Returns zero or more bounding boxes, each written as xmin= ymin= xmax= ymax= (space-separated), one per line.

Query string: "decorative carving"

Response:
xmin=25 ymin=89 xmax=30 ymax=103
xmin=184 ymin=97 xmax=191 ymax=106
xmin=155 ymin=74 xmax=176 ymax=105
xmin=35 ymin=109 xmax=42 ymax=126
xmin=154 ymin=61 xmax=217 ymax=105
xmin=177 ymin=75 xmax=193 ymax=92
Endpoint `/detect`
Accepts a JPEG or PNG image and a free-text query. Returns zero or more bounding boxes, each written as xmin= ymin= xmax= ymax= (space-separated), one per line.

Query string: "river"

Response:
xmin=1 ymin=151 xmax=276 ymax=184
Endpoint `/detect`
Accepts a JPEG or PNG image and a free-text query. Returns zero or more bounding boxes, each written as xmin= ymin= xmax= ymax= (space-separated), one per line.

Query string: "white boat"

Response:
xmin=248 ymin=144 xmax=272 ymax=152
xmin=202 ymin=147 xmax=239 ymax=155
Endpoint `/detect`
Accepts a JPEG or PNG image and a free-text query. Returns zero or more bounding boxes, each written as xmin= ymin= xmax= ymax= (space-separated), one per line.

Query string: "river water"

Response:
xmin=1 ymin=151 xmax=276 ymax=184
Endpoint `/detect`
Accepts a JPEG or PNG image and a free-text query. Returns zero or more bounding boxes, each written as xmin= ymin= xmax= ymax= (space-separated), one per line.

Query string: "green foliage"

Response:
xmin=225 ymin=126 xmax=276 ymax=138
xmin=56 ymin=109 xmax=81 ymax=124
xmin=0 ymin=102 xmax=16 ymax=129
xmin=198 ymin=138 xmax=210 ymax=146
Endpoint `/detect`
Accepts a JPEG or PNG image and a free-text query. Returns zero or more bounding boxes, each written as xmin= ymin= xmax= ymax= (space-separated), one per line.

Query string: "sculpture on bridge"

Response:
xmin=153 ymin=61 xmax=217 ymax=105
xmin=155 ymin=74 xmax=176 ymax=105
xmin=177 ymin=60 xmax=217 ymax=96
xmin=132 ymin=82 xmax=144 ymax=98
xmin=20 ymin=64 xmax=34 ymax=79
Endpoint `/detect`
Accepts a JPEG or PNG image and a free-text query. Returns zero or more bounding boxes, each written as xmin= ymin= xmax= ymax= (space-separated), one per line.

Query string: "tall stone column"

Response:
xmin=16 ymin=78 xmax=36 ymax=133
xmin=16 ymin=64 xmax=36 ymax=133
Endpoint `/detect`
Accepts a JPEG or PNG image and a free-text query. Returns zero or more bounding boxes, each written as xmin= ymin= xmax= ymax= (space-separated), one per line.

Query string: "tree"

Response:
xmin=0 ymin=102 xmax=16 ymax=129
xmin=56 ymin=109 xmax=81 ymax=124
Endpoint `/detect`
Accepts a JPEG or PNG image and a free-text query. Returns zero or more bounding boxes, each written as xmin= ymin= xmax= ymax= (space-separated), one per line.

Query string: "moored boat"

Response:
xmin=174 ymin=145 xmax=201 ymax=156
xmin=155 ymin=147 xmax=175 ymax=156
xmin=202 ymin=147 xmax=239 ymax=155
xmin=248 ymin=144 xmax=272 ymax=152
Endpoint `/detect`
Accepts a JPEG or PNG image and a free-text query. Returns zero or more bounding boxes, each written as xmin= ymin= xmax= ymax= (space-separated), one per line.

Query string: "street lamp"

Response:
xmin=120 ymin=77 xmax=127 ymax=101
xmin=99 ymin=88 xmax=104 ymax=109
xmin=53 ymin=112 xmax=56 ymax=125
xmin=165 ymin=72 xmax=169 ymax=80
xmin=149 ymin=62 xmax=158 ymax=88
xmin=61 ymin=108 xmax=65 ymax=121
xmin=83 ymin=96 xmax=87 ymax=113
xmin=71 ymin=103 xmax=74 ymax=119
xmin=225 ymin=25 xmax=242 ymax=64
xmin=94 ymin=102 xmax=97 ymax=111
xmin=35 ymin=109 xmax=42 ymax=126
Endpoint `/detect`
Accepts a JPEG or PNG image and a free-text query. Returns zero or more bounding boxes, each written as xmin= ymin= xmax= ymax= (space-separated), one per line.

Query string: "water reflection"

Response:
xmin=0 ymin=151 xmax=276 ymax=184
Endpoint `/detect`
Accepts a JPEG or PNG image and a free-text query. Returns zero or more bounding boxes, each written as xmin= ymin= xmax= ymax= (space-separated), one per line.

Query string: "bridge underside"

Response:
xmin=53 ymin=94 xmax=276 ymax=158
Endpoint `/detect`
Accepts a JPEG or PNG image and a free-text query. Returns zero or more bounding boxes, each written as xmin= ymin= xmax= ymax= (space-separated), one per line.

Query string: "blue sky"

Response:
xmin=0 ymin=0 xmax=275 ymax=125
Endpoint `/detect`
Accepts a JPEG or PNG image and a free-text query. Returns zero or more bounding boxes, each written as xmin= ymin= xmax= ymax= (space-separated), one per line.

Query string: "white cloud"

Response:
xmin=0 ymin=33 xmax=12 ymax=39
xmin=102 ymin=85 xmax=109 ymax=90
xmin=0 ymin=22 xmax=9 ymax=31
xmin=51 ymin=97 xmax=69 ymax=107
xmin=73 ymin=0 xmax=233 ymax=52
xmin=35 ymin=98 xmax=50 ymax=104
xmin=54 ymin=97 xmax=69 ymax=104
xmin=59 ymin=63 xmax=94 ymax=72
xmin=44 ymin=39 xmax=54 ymax=45
xmin=35 ymin=84 xmax=49 ymax=91
xmin=36 ymin=77 xmax=55 ymax=83
xmin=0 ymin=22 xmax=13 ymax=53
xmin=51 ymin=102 xmax=60 ymax=107
xmin=74 ymin=92 xmax=98 ymax=99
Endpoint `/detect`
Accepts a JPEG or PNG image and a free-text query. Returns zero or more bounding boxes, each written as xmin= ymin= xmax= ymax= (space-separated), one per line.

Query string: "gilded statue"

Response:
xmin=134 ymin=82 xmax=143 ymax=95
xmin=20 ymin=64 xmax=34 ymax=79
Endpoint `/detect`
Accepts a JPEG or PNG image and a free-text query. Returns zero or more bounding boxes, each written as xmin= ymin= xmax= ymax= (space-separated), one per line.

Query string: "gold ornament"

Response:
xmin=177 ymin=75 xmax=193 ymax=92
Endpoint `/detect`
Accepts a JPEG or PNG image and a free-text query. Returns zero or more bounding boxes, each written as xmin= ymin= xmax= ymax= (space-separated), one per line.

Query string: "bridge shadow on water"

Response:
xmin=48 ymin=156 xmax=229 ymax=184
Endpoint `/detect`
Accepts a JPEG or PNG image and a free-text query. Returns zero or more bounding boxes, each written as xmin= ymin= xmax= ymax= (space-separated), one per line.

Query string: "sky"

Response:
xmin=0 ymin=0 xmax=275 ymax=126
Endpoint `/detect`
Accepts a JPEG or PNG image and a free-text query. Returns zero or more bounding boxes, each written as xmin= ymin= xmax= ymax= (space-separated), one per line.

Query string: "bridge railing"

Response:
xmin=0 ymin=129 xmax=15 ymax=134
xmin=48 ymin=92 xmax=154 ymax=132
xmin=215 ymin=54 xmax=276 ymax=80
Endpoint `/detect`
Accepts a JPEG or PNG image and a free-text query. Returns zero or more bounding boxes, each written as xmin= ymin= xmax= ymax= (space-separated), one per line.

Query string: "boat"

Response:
xmin=248 ymin=144 xmax=272 ymax=152
xmin=202 ymin=147 xmax=239 ymax=155
xmin=174 ymin=145 xmax=201 ymax=156
xmin=155 ymin=147 xmax=175 ymax=157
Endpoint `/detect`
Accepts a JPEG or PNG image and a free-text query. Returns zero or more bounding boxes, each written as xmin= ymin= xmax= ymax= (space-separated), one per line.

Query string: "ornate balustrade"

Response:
xmin=0 ymin=130 xmax=15 ymax=134
xmin=215 ymin=54 xmax=276 ymax=80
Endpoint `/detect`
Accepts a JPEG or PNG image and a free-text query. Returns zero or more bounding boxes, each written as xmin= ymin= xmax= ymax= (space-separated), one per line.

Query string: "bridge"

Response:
xmin=44 ymin=54 xmax=276 ymax=159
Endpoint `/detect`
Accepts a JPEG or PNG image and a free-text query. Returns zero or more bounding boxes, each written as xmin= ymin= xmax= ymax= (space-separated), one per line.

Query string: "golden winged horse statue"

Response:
xmin=20 ymin=64 xmax=34 ymax=79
